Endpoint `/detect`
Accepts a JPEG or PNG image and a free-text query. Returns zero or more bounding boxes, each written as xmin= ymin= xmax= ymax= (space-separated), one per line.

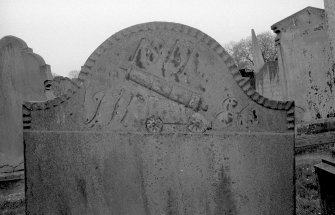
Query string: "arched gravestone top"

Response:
xmin=24 ymin=22 xmax=294 ymax=132
xmin=0 ymin=36 xmax=54 ymax=101
xmin=0 ymin=35 xmax=54 ymax=173
xmin=24 ymin=22 xmax=295 ymax=215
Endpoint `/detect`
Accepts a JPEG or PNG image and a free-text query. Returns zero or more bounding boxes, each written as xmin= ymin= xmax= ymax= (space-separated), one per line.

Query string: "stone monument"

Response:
xmin=0 ymin=36 xmax=54 ymax=175
xmin=272 ymin=7 xmax=334 ymax=123
xmin=24 ymin=22 xmax=295 ymax=214
xmin=251 ymin=29 xmax=265 ymax=74
xmin=52 ymin=76 xmax=80 ymax=97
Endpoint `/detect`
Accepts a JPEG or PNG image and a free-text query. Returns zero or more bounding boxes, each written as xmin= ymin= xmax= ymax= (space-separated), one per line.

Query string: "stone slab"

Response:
xmin=0 ymin=36 xmax=54 ymax=174
xmin=24 ymin=22 xmax=295 ymax=215
xmin=25 ymin=131 xmax=293 ymax=215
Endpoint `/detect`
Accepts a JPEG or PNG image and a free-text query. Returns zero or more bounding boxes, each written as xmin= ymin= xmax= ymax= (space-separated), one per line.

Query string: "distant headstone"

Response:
xmin=272 ymin=7 xmax=335 ymax=123
xmin=24 ymin=22 xmax=295 ymax=215
xmin=255 ymin=61 xmax=283 ymax=100
xmin=251 ymin=29 xmax=265 ymax=74
xmin=0 ymin=36 xmax=54 ymax=174
xmin=52 ymin=76 xmax=80 ymax=97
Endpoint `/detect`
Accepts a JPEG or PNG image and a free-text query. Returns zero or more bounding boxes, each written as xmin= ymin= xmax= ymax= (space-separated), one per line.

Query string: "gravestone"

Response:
xmin=52 ymin=76 xmax=80 ymax=97
xmin=250 ymin=29 xmax=265 ymax=74
xmin=315 ymin=158 xmax=335 ymax=215
xmin=0 ymin=36 xmax=54 ymax=174
xmin=24 ymin=22 xmax=295 ymax=215
xmin=272 ymin=7 xmax=334 ymax=123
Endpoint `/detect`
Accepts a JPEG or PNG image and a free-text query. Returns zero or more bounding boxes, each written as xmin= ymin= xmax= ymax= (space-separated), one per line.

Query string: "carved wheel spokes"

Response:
xmin=146 ymin=115 xmax=163 ymax=133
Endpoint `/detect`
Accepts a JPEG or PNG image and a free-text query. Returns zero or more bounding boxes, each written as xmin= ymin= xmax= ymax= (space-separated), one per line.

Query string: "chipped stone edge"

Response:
xmin=22 ymin=22 xmax=295 ymax=130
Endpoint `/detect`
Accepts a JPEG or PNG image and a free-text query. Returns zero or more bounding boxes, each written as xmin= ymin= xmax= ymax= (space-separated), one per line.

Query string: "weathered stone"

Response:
xmin=0 ymin=36 xmax=54 ymax=174
xmin=254 ymin=61 xmax=283 ymax=101
xmin=24 ymin=22 xmax=295 ymax=215
xmin=250 ymin=32 xmax=286 ymax=103
xmin=51 ymin=76 xmax=80 ymax=97
xmin=251 ymin=29 xmax=265 ymax=74
xmin=271 ymin=7 xmax=335 ymax=123
xmin=315 ymin=158 xmax=335 ymax=215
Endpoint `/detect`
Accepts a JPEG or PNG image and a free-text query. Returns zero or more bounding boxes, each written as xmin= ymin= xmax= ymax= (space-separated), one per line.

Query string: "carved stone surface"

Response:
xmin=0 ymin=36 xmax=54 ymax=174
xmin=145 ymin=115 xmax=163 ymax=133
xmin=24 ymin=22 xmax=295 ymax=214
xmin=315 ymin=158 xmax=335 ymax=215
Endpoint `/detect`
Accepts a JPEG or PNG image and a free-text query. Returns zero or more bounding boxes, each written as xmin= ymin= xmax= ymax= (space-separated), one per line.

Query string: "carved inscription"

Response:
xmin=82 ymin=34 xmax=256 ymax=132
xmin=84 ymin=87 xmax=129 ymax=127
xmin=163 ymin=40 xmax=194 ymax=83
xmin=131 ymin=38 xmax=163 ymax=70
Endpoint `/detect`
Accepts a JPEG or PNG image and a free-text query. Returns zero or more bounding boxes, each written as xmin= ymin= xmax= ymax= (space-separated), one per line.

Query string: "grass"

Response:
xmin=296 ymin=161 xmax=321 ymax=215
xmin=0 ymin=180 xmax=25 ymax=215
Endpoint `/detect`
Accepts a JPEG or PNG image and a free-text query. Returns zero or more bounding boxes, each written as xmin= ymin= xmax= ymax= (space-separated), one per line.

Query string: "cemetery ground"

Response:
xmin=0 ymin=179 xmax=24 ymax=214
xmin=296 ymin=156 xmax=322 ymax=215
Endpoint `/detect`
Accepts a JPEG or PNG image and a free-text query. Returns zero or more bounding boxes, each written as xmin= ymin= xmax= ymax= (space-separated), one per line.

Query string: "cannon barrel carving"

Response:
xmin=127 ymin=68 xmax=208 ymax=111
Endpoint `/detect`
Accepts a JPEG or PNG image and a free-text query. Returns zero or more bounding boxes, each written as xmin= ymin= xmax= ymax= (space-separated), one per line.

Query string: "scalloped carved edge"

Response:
xmin=23 ymin=22 xmax=295 ymax=130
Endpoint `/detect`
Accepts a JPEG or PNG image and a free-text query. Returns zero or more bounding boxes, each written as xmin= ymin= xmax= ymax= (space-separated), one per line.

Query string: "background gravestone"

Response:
xmin=51 ymin=76 xmax=80 ymax=97
xmin=24 ymin=22 xmax=295 ymax=215
xmin=272 ymin=7 xmax=334 ymax=123
xmin=0 ymin=36 xmax=54 ymax=174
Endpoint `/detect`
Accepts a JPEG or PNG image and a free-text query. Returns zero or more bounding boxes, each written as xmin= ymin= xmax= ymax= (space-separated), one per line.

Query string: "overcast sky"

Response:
xmin=1 ymin=0 xmax=324 ymax=77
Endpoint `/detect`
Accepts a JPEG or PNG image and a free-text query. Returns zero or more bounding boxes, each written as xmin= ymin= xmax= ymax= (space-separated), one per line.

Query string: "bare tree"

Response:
xmin=52 ymin=73 xmax=61 ymax=78
xmin=225 ymin=31 xmax=277 ymax=70
xmin=68 ymin=70 xmax=80 ymax=79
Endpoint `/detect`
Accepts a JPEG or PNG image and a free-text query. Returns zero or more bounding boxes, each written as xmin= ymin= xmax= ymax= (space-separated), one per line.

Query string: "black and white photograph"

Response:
xmin=0 ymin=0 xmax=334 ymax=214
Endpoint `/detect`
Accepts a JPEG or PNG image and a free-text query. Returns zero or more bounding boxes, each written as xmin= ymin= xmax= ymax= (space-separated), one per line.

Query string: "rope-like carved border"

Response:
xmin=23 ymin=22 xmax=295 ymax=130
